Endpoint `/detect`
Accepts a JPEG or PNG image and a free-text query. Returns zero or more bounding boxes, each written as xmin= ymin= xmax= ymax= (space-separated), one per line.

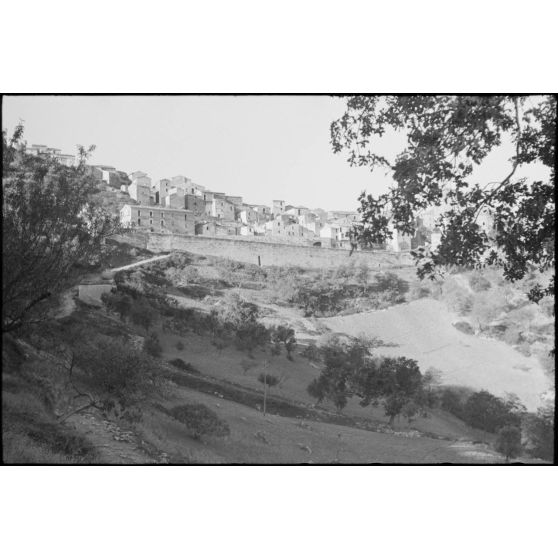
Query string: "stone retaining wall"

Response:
xmin=142 ymin=232 xmax=412 ymax=269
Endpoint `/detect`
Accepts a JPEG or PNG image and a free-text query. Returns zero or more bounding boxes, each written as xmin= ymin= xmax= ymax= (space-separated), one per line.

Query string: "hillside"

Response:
xmin=2 ymin=242 xmax=553 ymax=464
xmin=320 ymin=299 xmax=551 ymax=412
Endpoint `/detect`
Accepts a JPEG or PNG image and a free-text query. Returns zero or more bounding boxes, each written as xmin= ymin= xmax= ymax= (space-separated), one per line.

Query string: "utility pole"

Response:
xmin=262 ymin=359 xmax=269 ymax=416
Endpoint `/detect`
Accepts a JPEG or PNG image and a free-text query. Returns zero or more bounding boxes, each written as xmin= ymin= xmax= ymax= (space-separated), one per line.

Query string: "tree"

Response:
xmin=143 ymin=332 xmax=162 ymax=358
xmin=351 ymin=355 xmax=426 ymax=426
xmin=258 ymin=368 xmax=280 ymax=415
xmin=523 ymin=404 xmax=554 ymax=461
xmin=495 ymin=425 xmax=523 ymax=462
xmin=331 ymin=95 xmax=555 ymax=303
xmin=463 ymin=390 xmax=520 ymax=433
xmin=2 ymin=125 xmax=119 ymax=332
xmin=270 ymin=325 xmax=297 ymax=360
xmin=101 ymin=290 xmax=133 ymax=321
xmin=130 ymin=300 xmax=154 ymax=332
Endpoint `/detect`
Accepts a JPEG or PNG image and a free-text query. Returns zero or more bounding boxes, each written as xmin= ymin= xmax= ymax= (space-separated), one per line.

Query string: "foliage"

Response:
xmin=129 ymin=299 xmax=155 ymax=332
xmin=2 ymin=126 xmax=119 ymax=332
xmin=258 ymin=373 xmax=280 ymax=388
xmin=441 ymin=279 xmax=473 ymax=315
xmin=270 ymin=325 xmax=297 ymax=360
xmin=469 ymin=272 xmax=492 ymax=292
xmin=77 ymin=338 xmax=159 ymax=422
xmin=175 ymin=340 xmax=184 ymax=351
xmin=453 ymin=321 xmax=474 ymax=335
xmin=300 ymin=342 xmax=321 ymax=362
xmin=168 ymin=358 xmax=200 ymax=374
xmin=331 ymin=95 xmax=555 ymax=302
xmin=101 ymin=290 xmax=133 ymax=321
xmin=523 ymin=404 xmax=554 ymax=461
xmin=214 ymin=292 xmax=269 ymax=356
xmin=462 ymin=390 xmax=522 ymax=433
xmin=495 ymin=425 xmax=523 ymax=461
xmin=306 ymin=336 xmax=428 ymax=422
xmin=169 ymin=404 xmax=230 ymax=440
xmin=143 ymin=332 xmax=162 ymax=358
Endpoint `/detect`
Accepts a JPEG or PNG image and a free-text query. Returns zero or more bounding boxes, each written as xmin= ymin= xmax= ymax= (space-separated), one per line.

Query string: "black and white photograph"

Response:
xmin=2 ymin=94 xmax=555 ymax=465
xmin=1 ymin=4 xmax=557 ymax=558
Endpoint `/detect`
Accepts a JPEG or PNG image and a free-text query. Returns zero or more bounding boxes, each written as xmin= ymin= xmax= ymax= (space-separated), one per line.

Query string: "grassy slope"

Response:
xmin=138 ymin=383 xmax=503 ymax=464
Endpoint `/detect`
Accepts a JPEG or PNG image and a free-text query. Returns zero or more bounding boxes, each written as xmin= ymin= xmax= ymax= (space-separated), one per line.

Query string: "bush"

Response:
xmin=495 ymin=425 xmax=523 ymax=461
xmin=469 ymin=272 xmax=492 ymax=292
xmin=258 ymin=373 xmax=280 ymax=388
xmin=167 ymin=358 xmax=200 ymax=374
xmin=301 ymin=343 xmax=321 ymax=362
xmin=143 ymin=333 xmax=162 ymax=358
xmin=524 ymin=405 xmax=554 ymax=461
xmin=453 ymin=321 xmax=475 ymax=335
xmin=169 ymin=404 xmax=230 ymax=440
xmin=409 ymin=284 xmax=431 ymax=300
xmin=442 ymin=279 xmax=473 ymax=315
xmin=374 ymin=271 xmax=406 ymax=293
xmin=175 ymin=340 xmax=184 ymax=351
xmin=78 ymin=339 xmax=159 ymax=420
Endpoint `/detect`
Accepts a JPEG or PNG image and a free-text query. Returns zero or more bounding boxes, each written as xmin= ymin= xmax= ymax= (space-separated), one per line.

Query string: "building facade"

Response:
xmin=120 ymin=204 xmax=194 ymax=234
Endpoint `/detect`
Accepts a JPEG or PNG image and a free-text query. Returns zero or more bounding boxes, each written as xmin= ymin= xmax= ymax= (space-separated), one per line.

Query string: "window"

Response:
xmin=137 ymin=218 xmax=141 ymax=225
xmin=161 ymin=220 xmax=164 ymax=227
xmin=149 ymin=219 xmax=153 ymax=225
xmin=137 ymin=210 xmax=141 ymax=216
xmin=149 ymin=211 xmax=153 ymax=217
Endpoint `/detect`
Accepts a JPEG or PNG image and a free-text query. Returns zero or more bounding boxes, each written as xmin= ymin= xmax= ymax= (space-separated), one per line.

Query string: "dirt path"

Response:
xmin=67 ymin=410 xmax=169 ymax=464
xmin=107 ymin=253 xmax=172 ymax=274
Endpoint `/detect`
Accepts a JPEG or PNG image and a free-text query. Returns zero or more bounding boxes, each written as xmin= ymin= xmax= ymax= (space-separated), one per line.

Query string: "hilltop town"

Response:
xmin=26 ymin=143 xmax=499 ymax=253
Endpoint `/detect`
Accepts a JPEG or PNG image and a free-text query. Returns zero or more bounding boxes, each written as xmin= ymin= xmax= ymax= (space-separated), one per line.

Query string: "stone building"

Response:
xmin=184 ymin=194 xmax=207 ymax=216
xmin=195 ymin=221 xmax=239 ymax=236
xmin=120 ymin=204 xmax=194 ymax=234
xmin=238 ymin=205 xmax=259 ymax=224
xmin=128 ymin=181 xmax=152 ymax=206
xmin=152 ymin=179 xmax=172 ymax=205
xmin=26 ymin=144 xmax=76 ymax=166
xmin=206 ymin=194 xmax=235 ymax=220
xmin=272 ymin=199 xmax=286 ymax=216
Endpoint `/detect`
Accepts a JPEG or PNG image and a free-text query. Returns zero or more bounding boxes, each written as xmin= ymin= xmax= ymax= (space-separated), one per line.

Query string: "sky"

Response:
xmin=2 ymin=95 xmax=549 ymax=212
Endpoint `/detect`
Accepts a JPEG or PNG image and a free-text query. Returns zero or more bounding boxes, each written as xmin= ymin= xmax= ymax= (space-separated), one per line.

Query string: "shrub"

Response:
xmin=169 ymin=404 xmax=230 ymax=440
xmin=442 ymin=279 xmax=473 ymax=315
xmin=409 ymin=284 xmax=431 ymax=300
xmin=469 ymin=272 xmax=492 ymax=292
xmin=130 ymin=299 xmax=156 ymax=332
xmin=524 ymin=405 xmax=554 ymax=461
xmin=301 ymin=343 xmax=321 ymax=362
xmin=175 ymin=340 xmax=184 ymax=351
xmin=167 ymin=358 xmax=200 ymax=374
xmin=101 ymin=290 xmax=133 ymax=321
xmin=539 ymin=296 xmax=555 ymax=318
xmin=453 ymin=321 xmax=475 ymax=335
xmin=77 ymin=339 xmax=159 ymax=420
xmin=495 ymin=425 xmax=523 ymax=461
xmin=374 ymin=271 xmax=406 ymax=293
xmin=143 ymin=332 xmax=162 ymax=358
